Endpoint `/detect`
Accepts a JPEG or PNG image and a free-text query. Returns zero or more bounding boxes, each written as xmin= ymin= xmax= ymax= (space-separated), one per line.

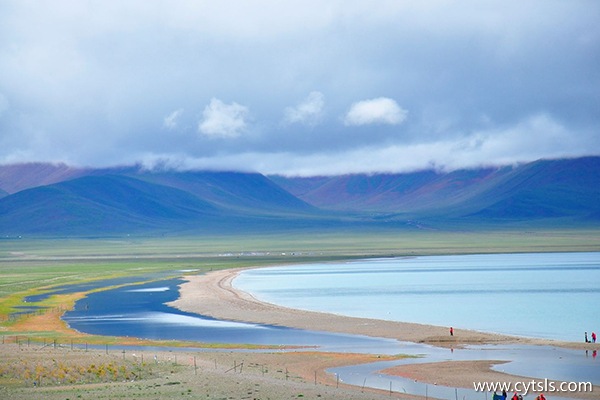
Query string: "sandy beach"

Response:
xmin=168 ymin=267 xmax=590 ymax=348
xmin=168 ymin=267 xmax=600 ymax=399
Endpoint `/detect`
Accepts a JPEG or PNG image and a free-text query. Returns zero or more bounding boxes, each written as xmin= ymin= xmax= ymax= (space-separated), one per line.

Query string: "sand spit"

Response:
xmin=169 ymin=268 xmax=583 ymax=348
xmin=167 ymin=268 xmax=600 ymax=398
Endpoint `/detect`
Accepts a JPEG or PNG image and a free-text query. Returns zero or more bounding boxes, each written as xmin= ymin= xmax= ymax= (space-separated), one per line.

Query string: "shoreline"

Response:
xmin=168 ymin=267 xmax=600 ymax=398
xmin=168 ymin=268 xmax=600 ymax=399
xmin=168 ymin=267 xmax=592 ymax=350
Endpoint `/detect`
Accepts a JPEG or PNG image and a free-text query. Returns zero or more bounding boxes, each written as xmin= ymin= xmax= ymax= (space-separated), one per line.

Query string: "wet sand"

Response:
xmin=168 ymin=267 xmax=600 ymax=398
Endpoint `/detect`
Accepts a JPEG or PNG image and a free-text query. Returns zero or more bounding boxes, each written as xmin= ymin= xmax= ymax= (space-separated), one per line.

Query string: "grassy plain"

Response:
xmin=2 ymin=228 xmax=600 ymax=320
xmin=0 ymin=228 xmax=599 ymax=399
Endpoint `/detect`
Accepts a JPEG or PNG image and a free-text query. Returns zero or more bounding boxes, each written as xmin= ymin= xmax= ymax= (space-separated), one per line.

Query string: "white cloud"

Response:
xmin=163 ymin=109 xmax=183 ymax=130
xmin=283 ymin=91 xmax=324 ymax=126
xmin=198 ymin=98 xmax=249 ymax=138
xmin=343 ymin=98 xmax=408 ymax=126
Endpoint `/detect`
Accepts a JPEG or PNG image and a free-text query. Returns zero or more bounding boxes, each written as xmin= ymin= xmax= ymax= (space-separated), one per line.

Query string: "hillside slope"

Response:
xmin=131 ymin=170 xmax=316 ymax=215
xmin=0 ymin=175 xmax=222 ymax=235
xmin=0 ymin=163 xmax=88 ymax=194
xmin=272 ymin=157 xmax=600 ymax=220
xmin=463 ymin=157 xmax=600 ymax=220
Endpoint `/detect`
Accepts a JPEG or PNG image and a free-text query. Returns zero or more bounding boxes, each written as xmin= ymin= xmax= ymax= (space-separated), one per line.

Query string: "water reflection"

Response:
xmin=63 ymin=278 xmax=406 ymax=352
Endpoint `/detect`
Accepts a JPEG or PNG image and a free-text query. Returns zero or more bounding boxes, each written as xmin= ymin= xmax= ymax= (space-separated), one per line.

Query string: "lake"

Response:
xmin=233 ymin=252 xmax=600 ymax=342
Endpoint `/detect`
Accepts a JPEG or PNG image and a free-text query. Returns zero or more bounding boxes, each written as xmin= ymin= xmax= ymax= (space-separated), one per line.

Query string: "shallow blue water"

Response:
xmin=24 ymin=273 xmax=175 ymax=303
xmin=234 ymin=252 xmax=600 ymax=342
xmin=330 ymin=343 xmax=599 ymax=400
xmin=62 ymin=278 xmax=405 ymax=352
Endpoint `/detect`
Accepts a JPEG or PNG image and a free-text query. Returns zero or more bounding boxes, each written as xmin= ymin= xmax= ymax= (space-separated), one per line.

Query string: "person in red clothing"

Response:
xmin=511 ymin=392 xmax=519 ymax=400
xmin=450 ymin=326 xmax=453 ymax=336
xmin=592 ymin=332 xmax=596 ymax=343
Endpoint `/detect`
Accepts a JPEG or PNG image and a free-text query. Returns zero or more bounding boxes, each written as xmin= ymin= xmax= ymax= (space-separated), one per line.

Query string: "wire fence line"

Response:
xmin=0 ymin=335 xmax=410 ymax=397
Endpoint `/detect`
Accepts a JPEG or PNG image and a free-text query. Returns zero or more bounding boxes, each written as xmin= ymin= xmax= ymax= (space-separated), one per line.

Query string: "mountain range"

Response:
xmin=0 ymin=157 xmax=598 ymax=236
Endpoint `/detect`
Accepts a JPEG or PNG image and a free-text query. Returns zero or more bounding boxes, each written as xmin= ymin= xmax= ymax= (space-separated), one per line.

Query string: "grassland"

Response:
xmin=2 ymin=228 xmax=600 ymax=320
xmin=0 ymin=228 xmax=599 ymax=398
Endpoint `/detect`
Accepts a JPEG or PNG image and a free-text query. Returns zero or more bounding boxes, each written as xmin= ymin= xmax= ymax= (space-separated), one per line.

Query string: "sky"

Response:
xmin=0 ymin=1 xmax=599 ymax=176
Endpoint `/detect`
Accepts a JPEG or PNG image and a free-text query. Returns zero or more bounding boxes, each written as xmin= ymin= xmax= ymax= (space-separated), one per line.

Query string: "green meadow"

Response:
xmin=1 ymin=228 xmax=599 ymax=340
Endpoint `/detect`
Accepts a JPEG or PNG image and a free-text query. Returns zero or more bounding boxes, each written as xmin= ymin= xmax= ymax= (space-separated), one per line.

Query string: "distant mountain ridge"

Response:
xmin=0 ymin=162 xmax=90 ymax=194
xmin=0 ymin=166 xmax=320 ymax=235
xmin=0 ymin=175 xmax=220 ymax=234
xmin=271 ymin=156 xmax=600 ymax=220
xmin=0 ymin=157 xmax=598 ymax=236
xmin=129 ymin=170 xmax=316 ymax=215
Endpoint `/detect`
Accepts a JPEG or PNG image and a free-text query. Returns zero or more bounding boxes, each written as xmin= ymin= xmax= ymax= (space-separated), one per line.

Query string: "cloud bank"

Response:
xmin=0 ymin=1 xmax=598 ymax=175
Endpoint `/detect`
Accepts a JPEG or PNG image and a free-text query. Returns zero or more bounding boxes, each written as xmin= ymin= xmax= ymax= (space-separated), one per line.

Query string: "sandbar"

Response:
xmin=168 ymin=267 xmax=600 ymax=398
xmin=169 ymin=267 xmax=590 ymax=349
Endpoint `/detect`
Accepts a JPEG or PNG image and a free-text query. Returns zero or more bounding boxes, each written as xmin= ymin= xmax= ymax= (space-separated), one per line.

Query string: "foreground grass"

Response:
xmin=0 ymin=343 xmax=406 ymax=400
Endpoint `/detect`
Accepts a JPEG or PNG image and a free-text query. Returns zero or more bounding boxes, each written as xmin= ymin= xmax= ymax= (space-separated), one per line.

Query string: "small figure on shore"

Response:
xmin=503 ymin=389 xmax=507 ymax=399
xmin=592 ymin=332 xmax=597 ymax=343
xmin=511 ymin=391 xmax=519 ymax=400
xmin=450 ymin=326 xmax=454 ymax=336
xmin=585 ymin=331 xmax=589 ymax=343
xmin=536 ymin=393 xmax=546 ymax=400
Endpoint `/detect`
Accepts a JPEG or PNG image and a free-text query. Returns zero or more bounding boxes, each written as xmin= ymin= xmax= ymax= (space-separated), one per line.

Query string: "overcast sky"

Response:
xmin=0 ymin=1 xmax=599 ymax=176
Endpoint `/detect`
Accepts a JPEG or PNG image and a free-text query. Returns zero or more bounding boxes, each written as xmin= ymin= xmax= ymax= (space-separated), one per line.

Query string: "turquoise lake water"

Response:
xmin=233 ymin=252 xmax=600 ymax=342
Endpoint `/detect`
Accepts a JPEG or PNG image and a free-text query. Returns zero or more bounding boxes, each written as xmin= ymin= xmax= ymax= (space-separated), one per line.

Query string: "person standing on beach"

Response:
xmin=593 ymin=332 xmax=597 ymax=343
xmin=585 ymin=332 xmax=589 ymax=343
xmin=450 ymin=326 xmax=454 ymax=336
